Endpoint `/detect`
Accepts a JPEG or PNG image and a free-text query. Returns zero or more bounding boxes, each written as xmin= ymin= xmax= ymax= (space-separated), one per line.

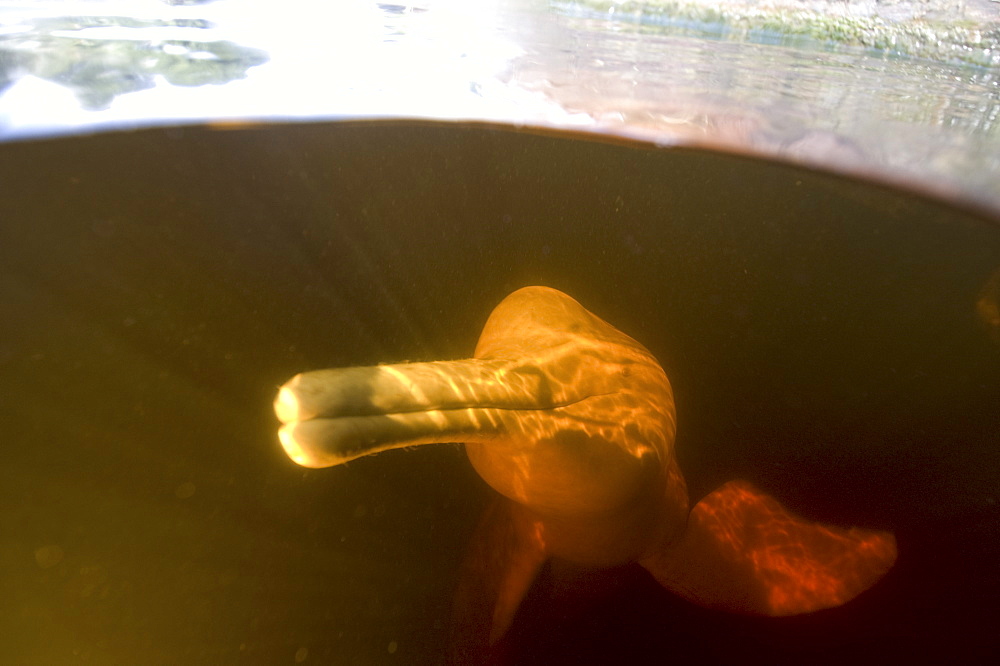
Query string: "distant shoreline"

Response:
xmin=570 ymin=0 xmax=1000 ymax=66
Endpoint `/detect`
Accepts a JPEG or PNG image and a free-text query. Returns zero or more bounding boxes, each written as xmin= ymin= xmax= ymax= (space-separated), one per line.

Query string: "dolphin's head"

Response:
xmin=463 ymin=286 xmax=680 ymax=517
xmin=274 ymin=287 xmax=683 ymax=519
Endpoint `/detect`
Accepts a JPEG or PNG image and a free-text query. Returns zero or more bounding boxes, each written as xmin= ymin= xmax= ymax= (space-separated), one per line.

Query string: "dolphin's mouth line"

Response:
xmin=345 ymin=391 xmax=618 ymax=419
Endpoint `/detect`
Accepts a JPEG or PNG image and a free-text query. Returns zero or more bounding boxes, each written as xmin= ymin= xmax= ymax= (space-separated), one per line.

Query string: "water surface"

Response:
xmin=1 ymin=0 xmax=998 ymax=211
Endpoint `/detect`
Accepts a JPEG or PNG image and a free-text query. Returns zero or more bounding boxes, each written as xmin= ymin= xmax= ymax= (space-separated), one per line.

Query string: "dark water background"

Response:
xmin=2 ymin=121 xmax=999 ymax=663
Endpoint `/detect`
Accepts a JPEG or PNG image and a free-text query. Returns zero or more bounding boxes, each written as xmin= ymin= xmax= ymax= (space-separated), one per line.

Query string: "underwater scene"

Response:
xmin=2 ymin=120 xmax=998 ymax=663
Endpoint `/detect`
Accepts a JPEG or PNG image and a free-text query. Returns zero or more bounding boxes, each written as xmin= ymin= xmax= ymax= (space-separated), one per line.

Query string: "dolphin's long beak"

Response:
xmin=274 ymin=359 xmax=564 ymax=468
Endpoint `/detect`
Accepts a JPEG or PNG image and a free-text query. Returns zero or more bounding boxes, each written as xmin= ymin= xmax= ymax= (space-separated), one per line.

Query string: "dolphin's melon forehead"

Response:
xmin=477 ymin=286 xmax=645 ymax=358
xmin=488 ymin=286 xmax=589 ymax=326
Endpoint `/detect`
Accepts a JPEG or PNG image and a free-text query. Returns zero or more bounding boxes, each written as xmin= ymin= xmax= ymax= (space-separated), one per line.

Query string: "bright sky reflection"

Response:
xmin=0 ymin=0 xmax=586 ymax=137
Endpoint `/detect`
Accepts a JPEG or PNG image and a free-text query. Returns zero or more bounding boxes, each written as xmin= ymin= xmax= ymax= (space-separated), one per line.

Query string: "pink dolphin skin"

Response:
xmin=274 ymin=286 xmax=897 ymax=658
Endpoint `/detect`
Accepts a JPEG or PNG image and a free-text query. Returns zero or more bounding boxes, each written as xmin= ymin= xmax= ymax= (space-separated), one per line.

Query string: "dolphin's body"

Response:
xmin=274 ymin=286 xmax=896 ymax=655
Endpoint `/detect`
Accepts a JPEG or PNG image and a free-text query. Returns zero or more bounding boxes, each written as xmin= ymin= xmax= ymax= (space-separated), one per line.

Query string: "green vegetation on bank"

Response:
xmin=570 ymin=0 xmax=1000 ymax=67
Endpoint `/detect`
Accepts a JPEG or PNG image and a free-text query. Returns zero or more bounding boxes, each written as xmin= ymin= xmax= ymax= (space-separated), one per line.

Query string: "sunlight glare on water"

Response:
xmin=0 ymin=0 xmax=580 ymax=135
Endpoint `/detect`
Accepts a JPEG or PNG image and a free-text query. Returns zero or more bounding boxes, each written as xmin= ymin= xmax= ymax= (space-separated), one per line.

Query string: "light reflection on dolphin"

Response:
xmin=274 ymin=286 xmax=896 ymax=655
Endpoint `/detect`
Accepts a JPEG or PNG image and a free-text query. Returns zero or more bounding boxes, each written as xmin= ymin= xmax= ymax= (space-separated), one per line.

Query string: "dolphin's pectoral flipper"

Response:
xmin=641 ymin=480 xmax=897 ymax=616
xmin=449 ymin=497 xmax=548 ymax=662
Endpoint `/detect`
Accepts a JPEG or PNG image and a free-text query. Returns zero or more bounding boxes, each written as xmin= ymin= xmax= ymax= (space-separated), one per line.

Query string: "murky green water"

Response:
xmin=1 ymin=120 xmax=998 ymax=663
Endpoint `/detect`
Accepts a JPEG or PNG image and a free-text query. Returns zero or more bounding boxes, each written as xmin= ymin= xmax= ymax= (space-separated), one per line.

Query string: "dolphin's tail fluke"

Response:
xmin=641 ymin=480 xmax=897 ymax=616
